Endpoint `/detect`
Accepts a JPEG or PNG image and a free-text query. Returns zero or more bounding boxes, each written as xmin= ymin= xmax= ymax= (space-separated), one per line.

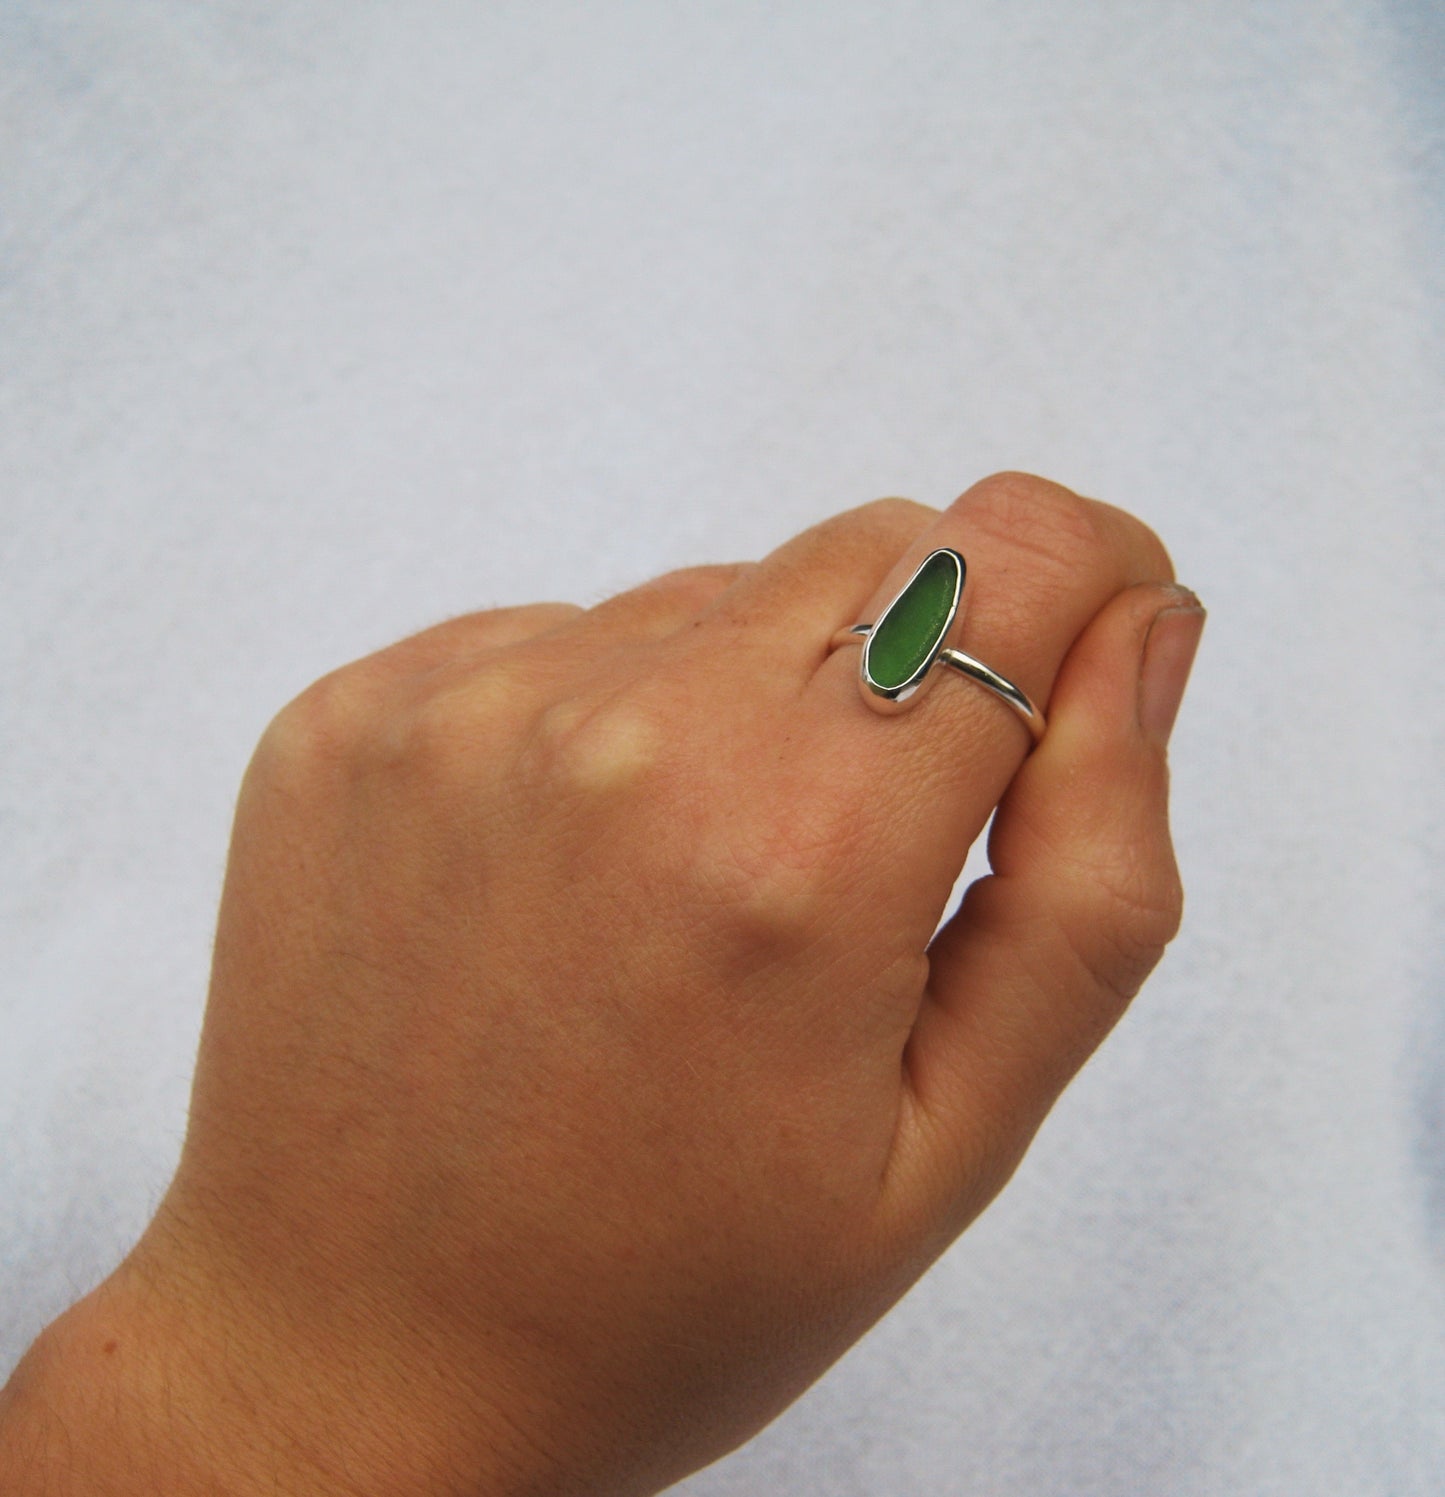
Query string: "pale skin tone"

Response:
xmin=0 ymin=473 xmax=1204 ymax=1495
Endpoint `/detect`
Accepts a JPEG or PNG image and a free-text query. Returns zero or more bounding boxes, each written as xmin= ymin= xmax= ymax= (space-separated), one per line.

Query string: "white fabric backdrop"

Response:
xmin=3 ymin=3 xmax=1443 ymax=1491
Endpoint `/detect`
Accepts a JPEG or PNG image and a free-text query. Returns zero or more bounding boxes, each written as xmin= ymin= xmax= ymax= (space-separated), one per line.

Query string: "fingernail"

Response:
xmin=1139 ymin=594 xmax=1206 ymax=747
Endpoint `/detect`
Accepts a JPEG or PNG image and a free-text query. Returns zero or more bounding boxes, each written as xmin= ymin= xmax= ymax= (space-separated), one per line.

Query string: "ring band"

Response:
xmin=829 ymin=547 xmax=1046 ymax=742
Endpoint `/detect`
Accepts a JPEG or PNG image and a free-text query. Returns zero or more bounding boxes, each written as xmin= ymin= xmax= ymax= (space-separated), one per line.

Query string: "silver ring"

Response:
xmin=829 ymin=547 xmax=1046 ymax=743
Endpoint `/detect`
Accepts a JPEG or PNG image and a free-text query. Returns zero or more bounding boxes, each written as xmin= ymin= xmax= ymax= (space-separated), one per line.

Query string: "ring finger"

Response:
xmin=728 ymin=473 xmax=1176 ymax=943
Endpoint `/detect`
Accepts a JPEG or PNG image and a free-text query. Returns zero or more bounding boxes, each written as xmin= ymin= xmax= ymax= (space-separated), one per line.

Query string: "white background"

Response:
xmin=3 ymin=3 xmax=1443 ymax=1491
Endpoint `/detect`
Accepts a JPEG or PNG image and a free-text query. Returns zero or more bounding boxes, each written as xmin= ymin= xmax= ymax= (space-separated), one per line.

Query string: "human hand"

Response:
xmin=0 ymin=474 xmax=1203 ymax=1496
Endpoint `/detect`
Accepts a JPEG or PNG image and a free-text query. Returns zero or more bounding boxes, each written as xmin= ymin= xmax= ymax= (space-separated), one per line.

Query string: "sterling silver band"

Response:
xmin=834 ymin=622 xmax=1046 ymax=742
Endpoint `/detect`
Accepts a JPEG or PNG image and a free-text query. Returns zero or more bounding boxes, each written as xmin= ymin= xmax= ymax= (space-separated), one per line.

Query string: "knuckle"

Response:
xmin=399 ymin=668 xmax=520 ymax=779
xmin=528 ymin=690 xmax=668 ymax=803
xmin=648 ymin=562 xmax=751 ymax=605
xmin=252 ymin=667 xmax=378 ymax=780
xmin=317 ymin=655 xmax=543 ymax=790
xmin=1068 ymin=856 xmax=1185 ymax=1004
xmin=697 ymin=841 xmax=831 ymax=958
xmin=692 ymin=795 xmax=854 ymax=959
xmin=439 ymin=600 xmax=582 ymax=653
xmin=838 ymin=497 xmax=940 ymax=561
xmin=795 ymin=498 xmax=939 ymax=571
xmin=855 ymin=495 xmax=941 ymax=532
xmin=961 ymin=472 xmax=1108 ymax=576
xmin=1088 ymin=923 xmax=1167 ymax=1008
xmin=622 ymin=563 xmax=750 ymax=625
xmin=1103 ymin=846 xmax=1186 ymax=951
xmin=599 ymin=563 xmax=749 ymax=625
xmin=1094 ymin=497 xmax=1176 ymax=582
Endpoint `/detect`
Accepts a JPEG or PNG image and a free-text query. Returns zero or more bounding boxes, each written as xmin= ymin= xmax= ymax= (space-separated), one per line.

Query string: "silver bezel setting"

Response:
xmin=859 ymin=547 xmax=966 ymax=715
xmin=829 ymin=544 xmax=1046 ymax=741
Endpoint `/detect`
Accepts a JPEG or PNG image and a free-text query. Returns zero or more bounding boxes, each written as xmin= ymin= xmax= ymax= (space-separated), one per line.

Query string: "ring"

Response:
xmin=829 ymin=547 xmax=1046 ymax=742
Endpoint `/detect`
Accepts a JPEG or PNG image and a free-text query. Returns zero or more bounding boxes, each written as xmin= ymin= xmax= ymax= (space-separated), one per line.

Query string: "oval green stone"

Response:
xmin=866 ymin=549 xmax=963 ymax=692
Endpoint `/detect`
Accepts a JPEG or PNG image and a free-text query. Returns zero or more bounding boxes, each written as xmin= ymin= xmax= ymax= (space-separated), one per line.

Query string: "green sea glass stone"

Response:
xmin=866 ymin=549 xmax=963 ymax=692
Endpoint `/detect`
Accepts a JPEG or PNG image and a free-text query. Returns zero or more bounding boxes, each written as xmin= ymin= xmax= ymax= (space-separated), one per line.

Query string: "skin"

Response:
xmin=0 ymin=473 xmax=1204 ymax=1495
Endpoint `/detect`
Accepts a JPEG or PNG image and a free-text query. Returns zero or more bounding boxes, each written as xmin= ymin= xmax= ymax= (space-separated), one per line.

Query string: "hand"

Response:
xmin=0 ymin=474 xmax=1203 ymax=1496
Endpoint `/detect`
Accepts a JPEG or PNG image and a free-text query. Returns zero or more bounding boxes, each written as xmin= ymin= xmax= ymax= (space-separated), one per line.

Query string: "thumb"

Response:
xmin=888 ymin=581 xmax=1206 ymax=1236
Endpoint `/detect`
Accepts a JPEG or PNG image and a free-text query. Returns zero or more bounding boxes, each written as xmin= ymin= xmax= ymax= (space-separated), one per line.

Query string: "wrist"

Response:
xmin=0 ymin=1254 xmax=351 ymax=1496
xmin=0 ymin=1265 xmax=249 ymax=1495
xmin=0 ymin=1220 xmax=564 ymax=1497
